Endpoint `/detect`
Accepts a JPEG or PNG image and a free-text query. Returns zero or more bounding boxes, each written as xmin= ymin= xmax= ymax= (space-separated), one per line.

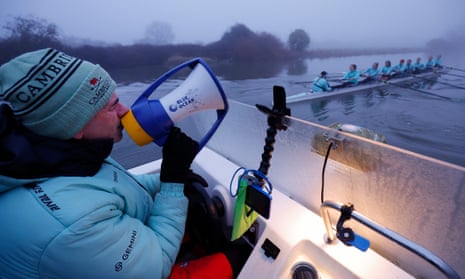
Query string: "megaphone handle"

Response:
xmin=197 ymin=109 xmax=227 ymax=150
xmin=138 ymin=59 xmax=201 ymax=100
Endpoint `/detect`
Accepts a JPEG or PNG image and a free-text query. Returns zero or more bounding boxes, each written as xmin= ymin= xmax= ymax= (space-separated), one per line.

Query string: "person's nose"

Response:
xmin=118 ymin=103 xmax=130 ymax=117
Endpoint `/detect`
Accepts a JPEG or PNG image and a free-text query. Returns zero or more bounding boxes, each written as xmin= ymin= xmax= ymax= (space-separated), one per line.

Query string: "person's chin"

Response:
xmin=115 ymin=126 xmax=124 ymax=142
xmin=114 ymin=133 xmax=123 ymax=143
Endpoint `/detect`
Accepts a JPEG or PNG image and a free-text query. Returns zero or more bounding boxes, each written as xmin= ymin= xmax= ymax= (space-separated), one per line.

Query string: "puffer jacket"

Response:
xmin=342 ymin=70 xmax=360 ymax=85
xmin=0 ymin=104 xmax=187 ymax=279
xmin=311 ymin=76 xmax=332 ymax=92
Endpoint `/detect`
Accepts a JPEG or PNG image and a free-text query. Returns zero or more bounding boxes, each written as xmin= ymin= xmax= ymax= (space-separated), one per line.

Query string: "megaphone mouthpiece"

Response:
xmin=121 ymin=110 xmax=155 ymax=146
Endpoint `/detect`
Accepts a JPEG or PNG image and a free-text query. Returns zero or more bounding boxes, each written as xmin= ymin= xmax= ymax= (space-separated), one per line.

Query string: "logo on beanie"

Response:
xmin=89 ymin=77 xmax=99 ymax=88
xmin=88 ymin=75 xmax=111 ymax=105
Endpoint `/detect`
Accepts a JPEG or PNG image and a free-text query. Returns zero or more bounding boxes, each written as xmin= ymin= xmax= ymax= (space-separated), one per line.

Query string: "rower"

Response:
xmin=380 ymin=60 xmax=394 ymax=80
xmin=361 ymin=62 xmax=380 ymax=82
xmin=334 ymin=64 xmax=360 ymax=88
xmin=425 ymin=55 xmax=435 ymax=70
xmin=404 ymin=59 xmax=414 ymax=74
xmin=393 ymin=59 xmax=407 ymax=77
xmin=311 ymin=71 xmax=332 ymax=93
xmin=434 ymin=54 xmax=443 ymax=70
xmin=412 ymin=57 xmax=425 ymax=74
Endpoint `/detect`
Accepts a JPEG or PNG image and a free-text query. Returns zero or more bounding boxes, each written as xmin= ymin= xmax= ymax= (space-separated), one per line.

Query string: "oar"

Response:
xmin=441 ymin=72 xmax=465 ymax=79
xmin=382 ymin=80 xmax=452 ymax=100
xmin=413 ymin=75 xmax=465 ymax=90
xmin=293 ymin=74 xmax=344 ymax=84
xmin=444 ymin=66 xmax=465 ymax=73
xmin=293 ymin=74 xmax=343 ymax=83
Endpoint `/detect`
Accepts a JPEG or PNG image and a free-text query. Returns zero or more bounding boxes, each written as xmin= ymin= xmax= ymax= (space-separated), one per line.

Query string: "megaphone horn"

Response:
xmin=122 ymin=58 xmax=228 ymax=150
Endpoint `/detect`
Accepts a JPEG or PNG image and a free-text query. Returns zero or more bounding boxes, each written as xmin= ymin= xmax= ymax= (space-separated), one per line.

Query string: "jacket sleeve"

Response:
xmin=40 ymin=181 xmax=188 ymax=279
xmin=322 ymin=80 xmax=332 ymax=91
xmin=147 ymin=183 xmax=188 ymax=278
xmin=134 ymin=173 xmax=162 ymax=196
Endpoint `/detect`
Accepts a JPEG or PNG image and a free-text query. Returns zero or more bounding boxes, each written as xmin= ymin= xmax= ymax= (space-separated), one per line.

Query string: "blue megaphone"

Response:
xmin=122 ymin=58 xmax=228 ymax=150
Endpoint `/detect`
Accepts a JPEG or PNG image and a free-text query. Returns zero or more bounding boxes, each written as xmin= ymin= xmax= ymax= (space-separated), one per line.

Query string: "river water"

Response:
xmin=112 ymin=51 xmax=465 ymax=169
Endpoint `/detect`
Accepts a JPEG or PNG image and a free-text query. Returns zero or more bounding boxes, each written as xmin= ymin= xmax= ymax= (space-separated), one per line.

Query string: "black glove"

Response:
xmin=160 ymin=127 xmax=199 ymax=183
xmin=185 ymin=171 xmax=208 ymax=188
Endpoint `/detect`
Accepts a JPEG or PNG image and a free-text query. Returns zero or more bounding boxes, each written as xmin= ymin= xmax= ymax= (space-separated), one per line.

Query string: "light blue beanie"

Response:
xmin=0 ymin=48 xmax=116 ymax=139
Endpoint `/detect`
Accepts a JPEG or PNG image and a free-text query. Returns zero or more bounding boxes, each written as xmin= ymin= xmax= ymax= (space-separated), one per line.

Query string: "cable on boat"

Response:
xmin=320 ymin=141 xmax=334 ymax=204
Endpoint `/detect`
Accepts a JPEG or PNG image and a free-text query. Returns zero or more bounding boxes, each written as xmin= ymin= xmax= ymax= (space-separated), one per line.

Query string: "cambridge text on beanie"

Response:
xmin=0 ymin=48 xmax=116 ymax=139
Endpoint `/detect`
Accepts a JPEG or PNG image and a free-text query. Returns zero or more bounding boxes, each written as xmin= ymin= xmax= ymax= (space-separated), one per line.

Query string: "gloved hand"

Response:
xmin=160 ymin=127 xmax=199 ymax=183
xmin=186 ymin=171 xmax=208 ymax=188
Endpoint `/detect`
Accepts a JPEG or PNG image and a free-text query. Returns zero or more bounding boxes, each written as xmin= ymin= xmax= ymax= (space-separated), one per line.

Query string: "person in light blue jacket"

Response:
xmin=0 ymin=49 xmax=241 ymax=279
xmin=404 ymin=59 xmax=414 ymax=74
xmin=393 ymin=59 xmax=407 ymax=76
xmin=380 ymin=60 xmax=394 ymax=80
xmin=343 ymin=64 xmax=360 ymax=84
xmin=332 ymin=64 xmax=360 ymax=89
xmin=361 ymin=62 xmax=380 ymax=81
xmin=412 ymin=57 xmax=425 ymax=73
xmin=311 ymin=71 xmax=332 ymax=93
xmin=333 ymin=64 xmax=360 ymax=88
xmin=425 ymin=55 xmax=435 ymax=69
xmin=434 ymin=54 xmax=443 ymax=69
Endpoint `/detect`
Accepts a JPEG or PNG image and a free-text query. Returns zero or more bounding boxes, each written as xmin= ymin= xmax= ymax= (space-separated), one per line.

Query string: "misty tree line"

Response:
xmin=0 ymin=16 xmax=313 ymax=69
xmin=1 ymin=15 xmax=455 ymax=78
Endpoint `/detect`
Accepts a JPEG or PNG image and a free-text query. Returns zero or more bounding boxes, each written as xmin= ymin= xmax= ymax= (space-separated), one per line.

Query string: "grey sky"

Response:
xmin=1 ymin=0 xmax=465 ymax=48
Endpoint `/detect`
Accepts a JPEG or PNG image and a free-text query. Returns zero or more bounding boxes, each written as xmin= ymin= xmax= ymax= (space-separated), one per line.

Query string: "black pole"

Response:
xmin=255 ymin=85 xmax=291 ymax=178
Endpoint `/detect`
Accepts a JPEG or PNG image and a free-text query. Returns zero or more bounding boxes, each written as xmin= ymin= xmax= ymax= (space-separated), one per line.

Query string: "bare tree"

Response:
xmin=0 ymin=15 xmax=63 ymax=61
xmin=3 ymin=15 xmax=61 ymax=45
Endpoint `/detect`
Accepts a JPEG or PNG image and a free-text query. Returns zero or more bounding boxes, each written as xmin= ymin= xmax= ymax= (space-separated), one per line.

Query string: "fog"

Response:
xmin=1 ymin=0 xmax=465 ymax=48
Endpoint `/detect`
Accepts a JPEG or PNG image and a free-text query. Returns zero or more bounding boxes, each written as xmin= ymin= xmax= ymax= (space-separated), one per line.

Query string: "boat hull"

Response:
xmin=286 ymin=71 xmax=441 ymax=103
